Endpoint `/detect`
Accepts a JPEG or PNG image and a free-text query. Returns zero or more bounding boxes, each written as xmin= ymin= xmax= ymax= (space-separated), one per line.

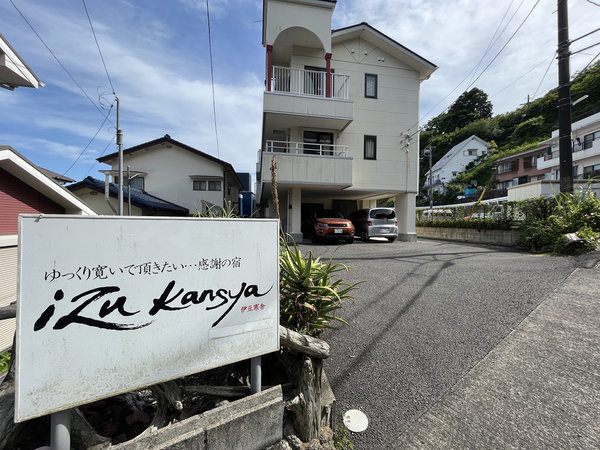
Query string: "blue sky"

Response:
xmin=1 ymin=0 xmax=599 ymax=185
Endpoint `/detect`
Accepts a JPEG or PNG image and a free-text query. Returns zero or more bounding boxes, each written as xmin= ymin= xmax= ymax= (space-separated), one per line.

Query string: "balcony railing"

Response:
xmin=265 ymin=140 xmax=349 ymax=157
xmin=270 ymin=66 xmax=350 ymax=100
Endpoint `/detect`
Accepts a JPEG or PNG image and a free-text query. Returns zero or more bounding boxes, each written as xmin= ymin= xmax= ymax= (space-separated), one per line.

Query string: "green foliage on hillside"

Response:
xmin=419 ymin=62 xmax=600 ymax=192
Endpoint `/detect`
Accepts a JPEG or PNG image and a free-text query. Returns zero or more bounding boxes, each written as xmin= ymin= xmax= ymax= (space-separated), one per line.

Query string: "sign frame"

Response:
xmin=16 ymin=215 xmax=280 ymax=422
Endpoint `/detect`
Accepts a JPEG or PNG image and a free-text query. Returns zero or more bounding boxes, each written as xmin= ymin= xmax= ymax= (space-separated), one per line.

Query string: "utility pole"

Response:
xmin=557 ymin=0 xmax=573 ymax=193
xmin=424 ymin=147 xmax=433 ymax=211
xmin=116 ymin=96 xmax=124 ymax=215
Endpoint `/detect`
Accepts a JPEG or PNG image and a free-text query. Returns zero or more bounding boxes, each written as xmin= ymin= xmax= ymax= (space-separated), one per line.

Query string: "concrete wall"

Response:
xmin=417 ymin=226 xmax=520 ymax=247
xmin=114 ymin=386 xmax=284 ymax=450
xmin=508 ymin=180 xmax=600 ymax=201
xmin=264 ymin=0 xmax=334 ymax=53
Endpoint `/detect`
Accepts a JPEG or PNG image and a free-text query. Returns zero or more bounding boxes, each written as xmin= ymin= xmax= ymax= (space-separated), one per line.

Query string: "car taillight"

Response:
xmin=367 ymin=221 xmax=372 ymax=226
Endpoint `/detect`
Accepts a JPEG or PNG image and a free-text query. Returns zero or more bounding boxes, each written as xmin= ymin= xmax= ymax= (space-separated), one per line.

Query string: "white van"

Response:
xmin=348 ymin=208 xmax=398 ymax=242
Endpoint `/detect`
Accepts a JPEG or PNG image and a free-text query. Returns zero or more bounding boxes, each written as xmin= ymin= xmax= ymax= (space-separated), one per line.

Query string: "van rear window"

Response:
xmin=370 ymin=209 xmax=396 ymax=219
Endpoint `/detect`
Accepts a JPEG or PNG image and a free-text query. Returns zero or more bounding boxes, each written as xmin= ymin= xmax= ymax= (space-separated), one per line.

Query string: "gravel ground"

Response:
xmin=300 ymin=238 xmax=586 ymax=449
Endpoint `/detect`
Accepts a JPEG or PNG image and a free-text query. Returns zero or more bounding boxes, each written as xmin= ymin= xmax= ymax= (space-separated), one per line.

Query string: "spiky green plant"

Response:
xmin=279 ymin=240 xmax=359 ymax=337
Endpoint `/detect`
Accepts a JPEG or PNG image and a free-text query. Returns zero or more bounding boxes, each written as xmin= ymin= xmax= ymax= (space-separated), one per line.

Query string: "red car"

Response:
xmin=311 ymin=209 xmax=355 ymax=244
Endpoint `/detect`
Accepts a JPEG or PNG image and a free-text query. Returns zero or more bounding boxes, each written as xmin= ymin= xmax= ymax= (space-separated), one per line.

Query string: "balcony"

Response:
xmin=537 ymin=139 xmax=600 ymax=170
xmin=270 ymin=66 xmax=349 ymax=99
xmin=264 ymin=66 xmax=354 ymax=132
xmin=260 ymin=140 xmax=352 ymax=187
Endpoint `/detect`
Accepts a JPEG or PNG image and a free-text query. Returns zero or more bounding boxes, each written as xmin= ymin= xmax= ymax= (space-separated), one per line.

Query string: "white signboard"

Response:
xmin=16 ymin=215 xmax=279 ymax=422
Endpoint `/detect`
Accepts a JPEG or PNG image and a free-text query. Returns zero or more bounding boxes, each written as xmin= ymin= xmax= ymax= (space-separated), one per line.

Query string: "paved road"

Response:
xmin=298 ymin=238 xmax=590 ymax=449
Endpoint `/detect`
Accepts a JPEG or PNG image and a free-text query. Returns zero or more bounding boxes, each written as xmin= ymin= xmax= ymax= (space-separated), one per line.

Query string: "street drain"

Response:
xmin=343 ymin=409 xmax=369 ymax=432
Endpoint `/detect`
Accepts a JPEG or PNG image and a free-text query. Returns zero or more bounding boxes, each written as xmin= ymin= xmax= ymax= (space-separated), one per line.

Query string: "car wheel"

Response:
xmin=360 ymin=232 xmax=370 ymax=241
xmin=387 ymin=237 xmax=396 ymax=242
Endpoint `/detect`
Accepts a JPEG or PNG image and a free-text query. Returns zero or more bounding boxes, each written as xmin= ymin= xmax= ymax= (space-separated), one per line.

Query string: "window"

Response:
xmin=303 ymin=131 xmax=334 ymax=155
xmin=129 ymin=176 xmax=144 ymax=190
xmin=583 ymin=131 xmax=600 ymax=149
xmin=193 ymin=180 xmax=206 ymax=191
xmin=364 ymin=135 xmax=377 ymax=160
xmin=463 ymin=149 xmax=477 ymax=156
xmin=584 ymin=163 xmax=600 ymax=179
xmin=497 ymin=161 xmax=516 ymax=174
xmin=365 ymin=74 xmax=377 ymax=98
xmin=208 ymin=180 xmax=221 ymax=191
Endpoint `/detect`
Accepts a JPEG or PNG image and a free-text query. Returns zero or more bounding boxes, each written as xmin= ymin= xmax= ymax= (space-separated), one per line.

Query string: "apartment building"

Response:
xmin=255 ymin=0 xmax=437 ymax=241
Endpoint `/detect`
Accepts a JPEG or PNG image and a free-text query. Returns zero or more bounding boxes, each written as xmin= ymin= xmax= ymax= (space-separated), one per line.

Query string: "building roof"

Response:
xmin=36 ymin=166 xmax=75 ymax=185
xmin=97 ymin=134 xmax=243 ymax=189
xmin=0 ymin=146 xmax=95 ymax=215
xmin=0 ymin=32 xmax=43 ymax=90
xmin=332 ymin=22 xmax=438 ymax=80
xmin=428 ymin=135 xmax=490 ymax=174
xmin=67 ymin=176 xmax=189 ymax=215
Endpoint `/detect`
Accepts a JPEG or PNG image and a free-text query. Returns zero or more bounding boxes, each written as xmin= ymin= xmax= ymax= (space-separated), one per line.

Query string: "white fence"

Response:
xmin=271 ymin=66 xmax=349 ymax=99
xmin=265 ymin=140 xmax=349 ymax=157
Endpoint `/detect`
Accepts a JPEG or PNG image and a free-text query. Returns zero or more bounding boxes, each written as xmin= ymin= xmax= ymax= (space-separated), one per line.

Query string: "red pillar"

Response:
xmin=325 ymin=52 xmax=332 ymax=98
xmin=266 ymin=45 xmax=273 ymax=92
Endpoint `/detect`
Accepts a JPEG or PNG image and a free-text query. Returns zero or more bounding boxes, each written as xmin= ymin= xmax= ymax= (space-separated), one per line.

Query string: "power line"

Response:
xmin=576 ymin=49 xmax=600 ymax=76
xmin=63 ymin=102 xmax=114 ymax=176
xmin=532 ymin=51 xmax=557 ymax=99
xmin=490 ymin=55 xmax=552 ymax=98
xmin=206 ymin=0 xmax=220 ymax=159
xmin=82 ymin=0 xmax=116 ymax=94
xmin=410 ymin=0 xmax=529 ymax=137
xmin=10 ymin=0 xmax=109 ymax=120
xmin=84 ymin=135 xmax=115 ymax=177
xmin=468 ymin=0 xmax=523 ymax=87
xmin=466 ymin=0 xmax=542 ymax=91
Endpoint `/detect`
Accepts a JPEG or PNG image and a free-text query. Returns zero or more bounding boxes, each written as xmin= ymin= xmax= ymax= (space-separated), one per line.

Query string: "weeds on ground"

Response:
xmin=0 ymin=350 xmax=11 ymax=374
xmin=519 ymin=187 xmax=600 ymax=254
xmin=333 ymin=424 xmax=354 ymax=450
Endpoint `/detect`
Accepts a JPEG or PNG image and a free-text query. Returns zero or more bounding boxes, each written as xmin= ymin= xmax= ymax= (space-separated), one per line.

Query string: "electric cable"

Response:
xmin=63 ymin=102 xmax=114 ymax=176
xmin=206 ymin=0 xmax=220 ymax=159
xmin=490 ymin=55 xmax=552 ymax=98
xmin=82 ymin=0 xmax=116 ymax=94
xmin=531 ymin=51 xmax=557 ymax=100
xmin=84 ymin=135 xmax=115 ymax=177
xmin=9 ymin=0 xmax=111 ymax=121
xmin=466 ymin=0 xmax=542 ymax=92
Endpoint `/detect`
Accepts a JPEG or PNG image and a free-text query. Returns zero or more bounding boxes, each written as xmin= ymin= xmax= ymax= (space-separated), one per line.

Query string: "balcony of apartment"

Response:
xmin=537 ymin=137 xmax=600 ymax=170
xmin=264 ymin=66 xmax=354 ymax=131
xmin=259 ymin=140 xmax=352 ymax=187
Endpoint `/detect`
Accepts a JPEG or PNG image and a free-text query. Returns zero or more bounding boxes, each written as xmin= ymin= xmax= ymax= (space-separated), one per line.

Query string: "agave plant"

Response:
xmin=279 ymin=240 xmax=359 ymax=337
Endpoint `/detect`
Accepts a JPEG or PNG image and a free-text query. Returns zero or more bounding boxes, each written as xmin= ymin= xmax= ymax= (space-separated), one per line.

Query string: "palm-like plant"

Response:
xmin=279 ymin=241 xmax=359 ymax=337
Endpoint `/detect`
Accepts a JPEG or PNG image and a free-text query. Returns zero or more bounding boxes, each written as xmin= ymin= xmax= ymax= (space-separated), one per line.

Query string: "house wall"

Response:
xmin=0 ymin=168 xmax=65 ymax=234
xmin=428 ymin=139 xmax=489 ymax=188
xmin=285 ymin=39 xmax=420 ymax=193
xmin=69 ymin=188 xmax=144 ymax=216
xmin=108 ymin=144 xmax=227 ymax=214
xmin=331 ymin=38 xmax=420 ymax=193
xmin=0 ymin=169 xmax=65 ymax=352
xmin=264 ymin=0 xmax=333 ymax=52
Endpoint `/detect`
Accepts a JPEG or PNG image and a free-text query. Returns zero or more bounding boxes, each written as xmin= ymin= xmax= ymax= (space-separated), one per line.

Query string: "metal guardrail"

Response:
xmin=265 ymin=140 xmax=348 ymax=157
xmin=270 ymin=66 xmax=349 ymax=99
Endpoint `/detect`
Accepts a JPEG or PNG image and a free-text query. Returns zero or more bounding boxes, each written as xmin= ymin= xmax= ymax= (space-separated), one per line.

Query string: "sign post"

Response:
xmin=16 ymin=215 xmax=279 ymax=423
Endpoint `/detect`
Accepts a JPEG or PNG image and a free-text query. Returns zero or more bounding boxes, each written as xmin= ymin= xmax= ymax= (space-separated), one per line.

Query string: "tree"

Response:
xmin=446 ymin=88 xmax=493 ymax=130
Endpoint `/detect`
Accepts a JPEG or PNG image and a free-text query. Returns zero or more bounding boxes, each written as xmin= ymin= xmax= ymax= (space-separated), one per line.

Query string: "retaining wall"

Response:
xmin=416 ymin=226 xmax=520 ymax=247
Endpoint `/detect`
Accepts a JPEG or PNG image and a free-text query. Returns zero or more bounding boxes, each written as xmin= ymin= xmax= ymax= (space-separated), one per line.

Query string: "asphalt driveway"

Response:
xmin=299 ymin=238 xmax=587 ymax=449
